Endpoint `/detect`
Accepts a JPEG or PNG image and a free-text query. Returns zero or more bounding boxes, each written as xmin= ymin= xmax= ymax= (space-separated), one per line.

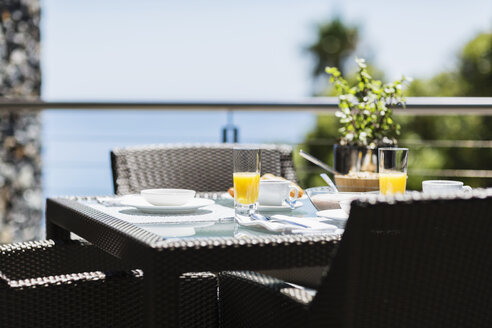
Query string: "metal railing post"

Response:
xmin=221 ymin=109 xmax=239 ymax=143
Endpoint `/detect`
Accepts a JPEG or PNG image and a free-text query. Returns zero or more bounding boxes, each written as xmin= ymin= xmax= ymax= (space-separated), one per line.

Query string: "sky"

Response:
xmin=41 ymin=0 xmax=492 ymax=101
xmin=39 ymin=0 xmax=492 ymax=195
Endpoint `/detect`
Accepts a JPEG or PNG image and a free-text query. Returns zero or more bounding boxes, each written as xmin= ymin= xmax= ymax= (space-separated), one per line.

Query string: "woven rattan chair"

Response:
xmin=0 ymin=239 xmax=143 ymax=328
xmin=110 ymin=143 xmax=296 ymax=195
xmin=110 ymin=143 xmax=296 ymax=326
xmin=1 ymin=238 xmax=219 ymax=327
xmin=219 ymin=189 xmax=492 ymax=328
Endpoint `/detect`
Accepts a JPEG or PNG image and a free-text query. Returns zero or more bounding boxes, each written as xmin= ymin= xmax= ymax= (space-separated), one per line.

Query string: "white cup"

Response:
xmin=422 ymin=180 xmax=472 ymax=194
xmin=258 ymin=180 xmax=299 ymax=206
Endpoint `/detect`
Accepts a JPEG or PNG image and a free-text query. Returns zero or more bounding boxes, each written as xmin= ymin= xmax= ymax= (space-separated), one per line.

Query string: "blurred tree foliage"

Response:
xmin=408 ymin=33 xmax=492 ymax=97
xmin=306 ymin=17 xmax=358 ymax=96
xmin=298 ymin=25 xmax=492 ymax=189
xmin=459 ymin=33 xmax=492 ymax=96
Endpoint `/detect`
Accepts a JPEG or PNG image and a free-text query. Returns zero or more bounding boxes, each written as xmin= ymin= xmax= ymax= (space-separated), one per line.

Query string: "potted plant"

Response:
xmin=325 ymin=58 xmax=408 ymax=190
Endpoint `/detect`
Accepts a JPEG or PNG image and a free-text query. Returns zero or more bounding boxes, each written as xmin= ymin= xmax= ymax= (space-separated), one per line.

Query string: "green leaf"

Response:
xmin=325 ymin=57 xmax=408 ymax=145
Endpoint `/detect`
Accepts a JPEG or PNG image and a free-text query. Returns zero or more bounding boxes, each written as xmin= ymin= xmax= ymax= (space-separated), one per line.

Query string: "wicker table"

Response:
xmin=45 ymin=194 xmax=341 ymax=328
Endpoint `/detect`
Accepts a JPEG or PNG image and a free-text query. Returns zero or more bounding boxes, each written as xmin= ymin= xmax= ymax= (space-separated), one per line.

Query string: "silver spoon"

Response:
xmin=299 ymin=149 xmax=341 ymax=176
xmin=320 ymin=173 xmax=339 ymax=193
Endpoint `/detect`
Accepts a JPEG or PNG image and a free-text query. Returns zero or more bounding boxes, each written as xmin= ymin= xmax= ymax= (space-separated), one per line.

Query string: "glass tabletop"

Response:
xmin=131 ymin=197 xmax=346 ymax=240
xmin=80 ymin=195 xmax=346 ymax=240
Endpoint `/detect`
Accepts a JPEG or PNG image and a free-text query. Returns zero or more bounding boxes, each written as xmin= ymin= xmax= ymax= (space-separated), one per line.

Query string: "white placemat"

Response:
xmin=85 ymin=201 xmax=234 ymax=224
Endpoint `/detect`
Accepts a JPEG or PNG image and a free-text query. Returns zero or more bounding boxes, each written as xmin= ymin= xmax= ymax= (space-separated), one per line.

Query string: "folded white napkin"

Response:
xmin=316 ymin=209 xmax=349 ymax=220
xmin=236 ymin=214 xmax=341 ymax=234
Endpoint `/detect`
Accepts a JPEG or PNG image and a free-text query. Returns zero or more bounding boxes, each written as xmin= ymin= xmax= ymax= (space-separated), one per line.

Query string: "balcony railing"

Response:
xmin=1 ymin=97 xmax=492 ymax=113
xmin=2 ymin=97 xmax=490 ymax=195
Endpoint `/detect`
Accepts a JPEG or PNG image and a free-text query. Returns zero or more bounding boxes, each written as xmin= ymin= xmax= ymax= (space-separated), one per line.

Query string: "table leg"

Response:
xmin=144 ymin=263 xmax=180 ymax=328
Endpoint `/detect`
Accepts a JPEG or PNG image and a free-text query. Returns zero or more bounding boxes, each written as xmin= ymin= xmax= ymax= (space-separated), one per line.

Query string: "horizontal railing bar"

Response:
xmin=45 ymin=161 xmax=492 ymax=180
xmin=408 ymin=169 xmax=492 ymax=178
xmin=42 ymin=135 xmax=492 ymax=148
xmin=298 ymin=167 xmax=492 ymax=178
xmin=1 ymin=97 xmax=492 ymax=114
xmin=401 ymin=140 xmax=492 ymax=148
xmin=300 ymin=139 xmax=492 ymax=148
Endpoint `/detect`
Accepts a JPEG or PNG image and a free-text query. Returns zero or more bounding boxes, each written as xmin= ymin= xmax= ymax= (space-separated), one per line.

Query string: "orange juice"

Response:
xmin=379 ymin=172 xmax=407 ymax=195
xmin=233 ymin=172 xmax=260 ymax=204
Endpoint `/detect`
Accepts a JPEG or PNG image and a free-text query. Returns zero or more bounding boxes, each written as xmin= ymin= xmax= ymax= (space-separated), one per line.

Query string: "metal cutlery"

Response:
xmin=299 ymin=149 xmax=340 ymax=192
xmin=299 ymin=149 xmax=341 ymax=176
xmin=320 ymin=173 xmax=339 ymax=192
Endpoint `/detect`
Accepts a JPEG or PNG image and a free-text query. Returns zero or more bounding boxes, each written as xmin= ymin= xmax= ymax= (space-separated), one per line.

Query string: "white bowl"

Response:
xmin=140 ymin=189 xmax=196 ymax=206
xmin=308 ymin=192 xmax=361 ymax=211
xmin=306 ymin=188 xmax=378 ymax=212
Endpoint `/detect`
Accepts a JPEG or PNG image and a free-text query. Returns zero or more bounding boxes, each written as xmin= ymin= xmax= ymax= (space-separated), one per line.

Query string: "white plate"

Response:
xmin=258 ymin=201 xmax=303 ymax=212
xmin=316 ymin=209 xmax=349 ymax=220
xmin=121 ymin=195 xmax=214 ymax=214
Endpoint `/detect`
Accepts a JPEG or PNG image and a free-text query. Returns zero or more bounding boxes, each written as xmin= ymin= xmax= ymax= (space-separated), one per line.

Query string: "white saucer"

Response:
xmin=258 ymin=201 xmax=303 ymax=212
xmin=121 ymin=195 xmax=214 ymax=214
xmin=316 ymin=209 xmax=349 ymax=220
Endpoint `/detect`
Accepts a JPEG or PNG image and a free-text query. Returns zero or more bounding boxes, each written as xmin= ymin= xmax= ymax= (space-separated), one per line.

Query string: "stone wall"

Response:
xmin=0 ymin=0 xmax=42 ymax=242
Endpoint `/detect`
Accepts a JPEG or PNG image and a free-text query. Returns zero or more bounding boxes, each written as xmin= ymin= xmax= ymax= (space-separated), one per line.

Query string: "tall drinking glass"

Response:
xmin=378 ymin=147 xmax=409 ymax=195
xmin=233 ymin=147 xmax=261 ymax=220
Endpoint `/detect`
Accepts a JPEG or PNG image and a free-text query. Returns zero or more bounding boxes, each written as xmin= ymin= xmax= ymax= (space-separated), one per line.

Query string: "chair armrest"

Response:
xmin=0 ymin=239 xmax=128 ymax=279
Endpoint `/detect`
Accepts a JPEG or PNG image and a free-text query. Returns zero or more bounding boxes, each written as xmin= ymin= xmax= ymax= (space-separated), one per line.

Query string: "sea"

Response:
xmin=41 ymin=110 xmax=315 ymax=197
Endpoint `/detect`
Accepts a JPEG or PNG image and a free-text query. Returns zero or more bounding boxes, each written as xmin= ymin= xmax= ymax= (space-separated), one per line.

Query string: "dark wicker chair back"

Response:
xmin=310 ymin=191 xmax=492 ymax=328
xmin=111 ymin=143 xmax=296 ymax=194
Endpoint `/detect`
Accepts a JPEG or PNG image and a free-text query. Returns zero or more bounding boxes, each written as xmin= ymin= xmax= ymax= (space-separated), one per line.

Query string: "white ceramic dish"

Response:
xmin=258 ymin=201 xmax=303 ymax=212
xmin=422 ymin=180 xmax=472 ymax=193
xmin=121 ymin=194 xmax=214 ymax=214
xmin=258 ymin=180 xmax=300 ymax=206
xmin=307 ymin=189 xmax=378 ymax=211
xmin=140 ymin=188 xmax=196 ymax=206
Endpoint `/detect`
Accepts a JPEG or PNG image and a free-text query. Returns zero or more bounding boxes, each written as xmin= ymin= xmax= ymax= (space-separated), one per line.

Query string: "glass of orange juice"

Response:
xmin=233 ymin=146 xmax=261 ymax=220
xmin=378 ymin=148 xmax=409 ymax=195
